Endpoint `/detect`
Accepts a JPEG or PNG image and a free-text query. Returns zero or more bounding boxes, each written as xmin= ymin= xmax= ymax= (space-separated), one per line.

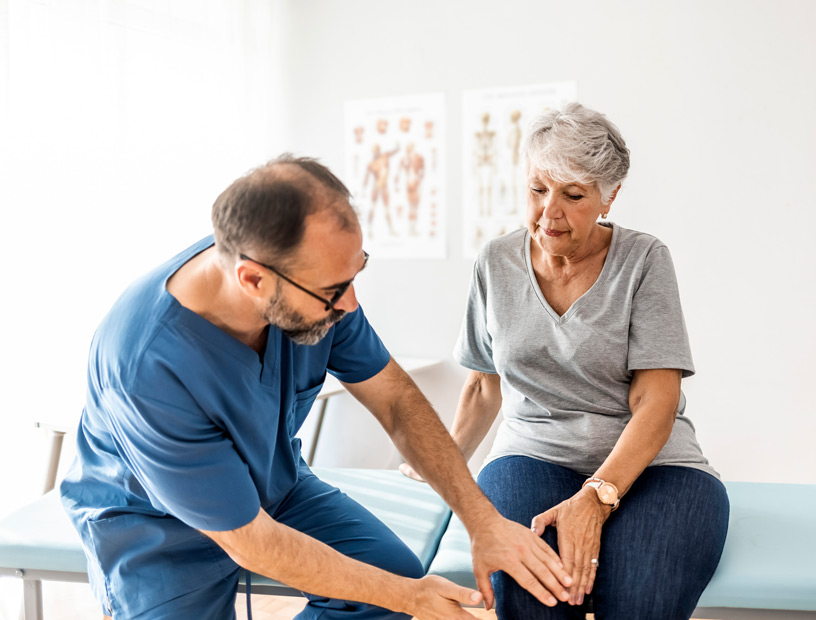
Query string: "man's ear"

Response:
xmin=235 ymin=260 xmax=268 ymax=299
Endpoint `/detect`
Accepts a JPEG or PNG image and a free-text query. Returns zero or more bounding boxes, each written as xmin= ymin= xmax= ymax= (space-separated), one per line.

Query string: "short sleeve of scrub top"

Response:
xmin=102 ymin=380 xmax=262 ymax=533
xmin=327 ymin=306 xmax=391 ymax=383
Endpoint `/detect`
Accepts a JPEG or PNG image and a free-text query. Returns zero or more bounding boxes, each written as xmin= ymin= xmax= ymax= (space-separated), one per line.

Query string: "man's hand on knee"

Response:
xmin=469 ymin=515 xmax=573 ymax=610
xmin=405 ymin=575 xmax=483 ymax=619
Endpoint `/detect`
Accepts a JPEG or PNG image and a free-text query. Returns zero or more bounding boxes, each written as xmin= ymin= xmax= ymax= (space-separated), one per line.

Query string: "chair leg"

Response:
xmin=20 ymin=580 xmax=43 ymax=620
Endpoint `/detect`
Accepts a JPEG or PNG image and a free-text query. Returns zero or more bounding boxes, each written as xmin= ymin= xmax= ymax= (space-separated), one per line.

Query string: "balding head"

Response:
xmin=212 ymin=154 xmax=358 ymax=268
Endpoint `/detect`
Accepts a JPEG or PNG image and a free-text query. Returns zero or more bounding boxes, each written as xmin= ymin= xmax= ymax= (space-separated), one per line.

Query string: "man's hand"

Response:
xmin=530 ymin=487 xmax=610 ymax=606
xmin=469 ymin=515 xmax=573 ymax=610
xmin=404 ymin=575 xmax=483 ymax=619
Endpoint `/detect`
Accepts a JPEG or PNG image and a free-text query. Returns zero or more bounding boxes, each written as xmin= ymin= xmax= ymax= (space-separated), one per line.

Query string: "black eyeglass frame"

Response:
xmin=239 ymin=251 xmax=369 ymax=312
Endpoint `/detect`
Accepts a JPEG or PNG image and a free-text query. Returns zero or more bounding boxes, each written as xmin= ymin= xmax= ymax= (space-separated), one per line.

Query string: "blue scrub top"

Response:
xmin=60 ymin=236 xmax=390 ymax=595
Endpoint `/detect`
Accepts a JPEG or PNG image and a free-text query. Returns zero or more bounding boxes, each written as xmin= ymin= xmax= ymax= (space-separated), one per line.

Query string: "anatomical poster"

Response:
xmin=462 ymin=82 xmax=577 ymax=258
xmin=345 ymin=93 xmax=446 ymax=259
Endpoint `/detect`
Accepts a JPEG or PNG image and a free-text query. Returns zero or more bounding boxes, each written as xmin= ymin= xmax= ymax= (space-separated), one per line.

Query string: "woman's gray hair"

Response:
xmin=522 ymin=102 xmax=630 ymax=204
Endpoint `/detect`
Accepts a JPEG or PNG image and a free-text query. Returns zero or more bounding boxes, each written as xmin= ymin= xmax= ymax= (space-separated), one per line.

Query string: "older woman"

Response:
xmin=408 ymin=103 xmax=729 ymax=619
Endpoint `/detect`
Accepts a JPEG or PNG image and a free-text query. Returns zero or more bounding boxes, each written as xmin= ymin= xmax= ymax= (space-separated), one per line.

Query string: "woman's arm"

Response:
xmin=592 ymin=368 xmax=681 ymax=496
xmin=401 ymin=370 xmax=502 ymax=479
xmin=531 ymin=368 xmax=681 ymax=605
xmin=451 ymin=370 xmax=503 ymax=462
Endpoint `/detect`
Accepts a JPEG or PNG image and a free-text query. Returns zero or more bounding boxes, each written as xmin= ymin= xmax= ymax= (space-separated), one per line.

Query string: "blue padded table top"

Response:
xmin=697 ymin=481 xmax=816 ymax=611
xmin=0 ymin=490 xmax=87 ymax=574
xmin=426 ymin=512 xmax=475 ymax=589
xmin=429 ymin=481 xmax=816 ymax=612
xmin=310 ymin=467 xmax=451 ymax=571
xmin=0 ymin=468 xmax=452 ymax=588
xmin=245 ymin=468 xmax=452 ymax=589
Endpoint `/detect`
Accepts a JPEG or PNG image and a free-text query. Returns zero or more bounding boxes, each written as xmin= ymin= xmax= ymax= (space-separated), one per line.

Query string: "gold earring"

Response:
xmin=601 ymin=212 xmax=608 ymax=219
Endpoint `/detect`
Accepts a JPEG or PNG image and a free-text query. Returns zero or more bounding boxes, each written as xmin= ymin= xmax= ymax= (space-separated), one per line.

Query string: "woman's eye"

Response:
xmin=530 ymin=187 xmax=547 ymax=194
xmin=567 ymin=194 xmax=583 ymax=201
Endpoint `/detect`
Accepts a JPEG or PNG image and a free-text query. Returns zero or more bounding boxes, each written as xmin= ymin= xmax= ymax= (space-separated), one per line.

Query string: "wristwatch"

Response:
xmin=582 ymin=478 xmax=620 ymax=511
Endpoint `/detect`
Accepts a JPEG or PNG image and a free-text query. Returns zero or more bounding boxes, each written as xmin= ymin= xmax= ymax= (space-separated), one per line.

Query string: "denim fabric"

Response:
xmin=478 ymin=457 xmax=729 ymax=620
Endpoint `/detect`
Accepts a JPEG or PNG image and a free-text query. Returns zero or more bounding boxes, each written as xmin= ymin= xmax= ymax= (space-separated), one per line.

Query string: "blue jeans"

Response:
xmin=477 ymin=457 xmax=729 ymax=620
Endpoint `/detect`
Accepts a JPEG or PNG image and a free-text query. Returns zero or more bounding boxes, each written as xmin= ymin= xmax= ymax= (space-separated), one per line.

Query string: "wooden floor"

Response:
xmin=0 ymin=582 xmax=500 ymax=620
xmin=0 ymin=581 xmax=545 ymax=620
xmin=234 ymin=594 xmax=501 ymax=619
xmin=0 ymin=581 xmax=722 ymax=620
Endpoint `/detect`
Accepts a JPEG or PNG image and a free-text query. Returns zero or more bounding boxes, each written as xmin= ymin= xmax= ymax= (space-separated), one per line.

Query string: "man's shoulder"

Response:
xmin=91 ymin=236 xmax=216 ymax=390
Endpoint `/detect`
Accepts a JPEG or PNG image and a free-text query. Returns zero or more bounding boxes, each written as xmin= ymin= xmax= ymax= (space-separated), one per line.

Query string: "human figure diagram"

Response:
xmin=363 ymin=143 xmax=400 ymax=236
xmin=473 ymin=112 xmax=497 ymax=217
xmin=395 ymin=142 xmax=425 ymax=236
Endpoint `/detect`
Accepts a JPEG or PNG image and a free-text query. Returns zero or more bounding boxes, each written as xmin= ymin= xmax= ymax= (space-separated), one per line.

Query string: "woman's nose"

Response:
xmin=541 ymin=195 xmax=561 ymax=219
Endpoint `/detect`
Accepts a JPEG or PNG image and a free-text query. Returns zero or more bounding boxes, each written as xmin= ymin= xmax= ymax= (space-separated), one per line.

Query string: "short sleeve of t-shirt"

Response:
xmin=102 ymin=384 xmax=261 ymax=532
xmin=628 ymin=245 xmax=695 ymax=377
xmin=326 ymin=306 xmax=391 ymax=383
xmin=454 ymin=260 xmax=497 ymax=374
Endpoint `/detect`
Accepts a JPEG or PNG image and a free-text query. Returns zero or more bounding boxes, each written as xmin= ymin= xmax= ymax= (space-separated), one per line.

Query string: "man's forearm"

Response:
xmin=345 ymin=359 xmax=575 ymax=609
xmin=202 ymin=509 xmax=416 ymax=613
xmin=361 ymin=362 xmax=501 ymax=532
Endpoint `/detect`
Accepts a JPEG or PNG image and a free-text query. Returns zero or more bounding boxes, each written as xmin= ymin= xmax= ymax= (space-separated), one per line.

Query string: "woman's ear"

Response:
xmin=602 ymin=184 xmax=622 ymax=217
xmin=607 ymin=184 xmax=621 ymax=206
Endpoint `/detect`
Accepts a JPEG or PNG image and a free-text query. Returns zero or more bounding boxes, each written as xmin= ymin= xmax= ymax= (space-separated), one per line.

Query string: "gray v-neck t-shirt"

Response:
xmin=454 ymin=222 xmax=717 ymax=478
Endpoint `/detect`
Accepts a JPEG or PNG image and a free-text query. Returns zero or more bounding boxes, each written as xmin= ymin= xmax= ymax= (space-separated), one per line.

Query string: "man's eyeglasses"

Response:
xmin=239 ymin=251 xmax=369 ymax=312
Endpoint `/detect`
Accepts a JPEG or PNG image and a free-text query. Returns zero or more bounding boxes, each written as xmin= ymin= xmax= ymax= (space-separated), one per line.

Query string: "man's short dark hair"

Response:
xmin=211 ymin=154 xmax=355 ymax=266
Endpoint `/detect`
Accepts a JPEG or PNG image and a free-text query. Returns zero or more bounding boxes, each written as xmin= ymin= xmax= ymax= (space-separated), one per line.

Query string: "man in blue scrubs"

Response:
xmin=60 ymin=155 xmax=572 ymax=619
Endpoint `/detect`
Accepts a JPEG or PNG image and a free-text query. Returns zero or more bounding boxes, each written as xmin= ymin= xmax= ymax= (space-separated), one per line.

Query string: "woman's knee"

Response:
xmin=477 ymin=456 xmax=583 ymax=525
xmin=492 ymin=570 xmax=582 ymax=620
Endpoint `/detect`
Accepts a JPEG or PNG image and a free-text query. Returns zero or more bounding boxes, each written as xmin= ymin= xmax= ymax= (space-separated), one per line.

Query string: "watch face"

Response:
xmin=598 ymin=484 xmax=617 ymax=504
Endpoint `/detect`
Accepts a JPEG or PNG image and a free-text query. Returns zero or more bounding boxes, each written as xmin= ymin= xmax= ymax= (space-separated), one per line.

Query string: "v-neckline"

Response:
xmin=523 ymin=222 xmax=618 ymax=325
xmin=162 ymin=236 xmax=281 ymax=386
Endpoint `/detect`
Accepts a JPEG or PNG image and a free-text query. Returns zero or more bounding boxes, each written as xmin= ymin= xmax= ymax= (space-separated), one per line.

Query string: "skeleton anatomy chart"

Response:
xmin=345 ymin=93 xmax=446 ymax=259
xmin=462 ymin=82 xmax=577 ymax=258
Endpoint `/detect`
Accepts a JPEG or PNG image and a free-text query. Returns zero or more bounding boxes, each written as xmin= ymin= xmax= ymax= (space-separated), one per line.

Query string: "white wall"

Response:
xmin=0 ymin=0 xmax=287 ymax=516
xmin=281 ymin=0 xmax=816 ymax=484
xmin=1 ymin=1 xmax=814 ymax=524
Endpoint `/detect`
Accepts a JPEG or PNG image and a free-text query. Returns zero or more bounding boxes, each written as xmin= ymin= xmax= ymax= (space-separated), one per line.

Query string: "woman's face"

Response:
xmin=525 ymin=168 xmax=611 ymax=258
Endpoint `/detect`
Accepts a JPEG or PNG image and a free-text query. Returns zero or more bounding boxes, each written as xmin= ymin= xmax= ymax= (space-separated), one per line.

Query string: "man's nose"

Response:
xmin=334 ymin=284 xmax=359 ymax=314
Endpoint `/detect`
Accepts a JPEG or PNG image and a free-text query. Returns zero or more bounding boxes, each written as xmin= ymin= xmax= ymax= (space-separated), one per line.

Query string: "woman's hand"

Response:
xmin=530 ymin=487 xmax=611 ymax=605
xmin=399 ymin=462 xmax=426 ymax=482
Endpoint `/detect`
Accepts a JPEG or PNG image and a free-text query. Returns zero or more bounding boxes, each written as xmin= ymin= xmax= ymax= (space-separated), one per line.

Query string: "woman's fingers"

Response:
xmin=530 ymin=508 xmax=557 ymax=536
xmin=565 ymin=538 xmax=600 ymax=604
xmin=553 ymin=518 xmax=602 ymax=605
xmin=586 ymin=556 xmax=599 ymax=595
xmin=572 ymin=545 xmax=591 ymax=605
xmin=398 ymin=462 xmax=425 ymax=482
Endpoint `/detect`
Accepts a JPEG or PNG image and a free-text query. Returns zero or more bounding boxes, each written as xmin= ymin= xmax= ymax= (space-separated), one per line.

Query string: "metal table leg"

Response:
xmin=42 ymin=429 xmax=66 ymax=494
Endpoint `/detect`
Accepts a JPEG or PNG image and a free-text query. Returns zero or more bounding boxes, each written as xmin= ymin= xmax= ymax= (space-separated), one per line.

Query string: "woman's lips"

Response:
xmin=543 ymin=228 xmax=566 ymax=237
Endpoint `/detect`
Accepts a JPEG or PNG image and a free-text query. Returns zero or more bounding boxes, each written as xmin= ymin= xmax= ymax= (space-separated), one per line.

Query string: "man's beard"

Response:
xmin=264 ymin=284 xmax=346 ymax=345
